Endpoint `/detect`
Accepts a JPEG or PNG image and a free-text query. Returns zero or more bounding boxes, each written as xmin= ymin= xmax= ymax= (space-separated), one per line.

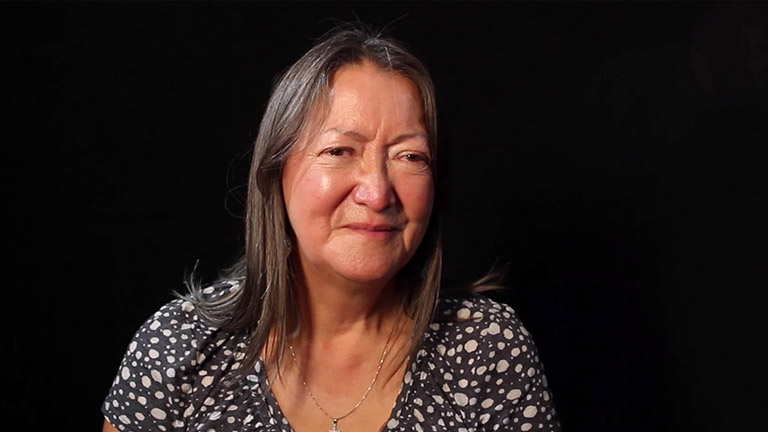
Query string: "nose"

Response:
xmin=352 ymin=161 xmax=397 ymax=212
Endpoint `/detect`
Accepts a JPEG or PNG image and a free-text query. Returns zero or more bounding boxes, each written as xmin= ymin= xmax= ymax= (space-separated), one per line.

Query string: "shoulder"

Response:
xmin=102 ymin=280 xmax=247 ymax=430
xmin=430 ymin=295 xmax=531 ymax=348
xmin=425 ymin=295 xmax=542 ymax=381
xmin=129 ymin=280 xmax=241 ymax=350
xmin=415 ymin=295 xmax=560 ymax=430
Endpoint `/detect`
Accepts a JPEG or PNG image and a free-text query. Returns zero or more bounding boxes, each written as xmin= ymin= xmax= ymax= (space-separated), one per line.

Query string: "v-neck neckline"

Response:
xmin=252 ymin=352 xmax=420 ymax=432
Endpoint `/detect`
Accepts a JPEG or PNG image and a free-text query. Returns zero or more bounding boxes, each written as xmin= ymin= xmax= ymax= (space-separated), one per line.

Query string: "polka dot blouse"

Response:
xmin=103 ymin=282 xmax=561 ymax=431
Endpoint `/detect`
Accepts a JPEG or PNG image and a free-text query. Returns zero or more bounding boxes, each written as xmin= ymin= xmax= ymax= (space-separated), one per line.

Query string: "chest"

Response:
xmin=267 ymin=359 xmax=407 ymax=432
xmin=181 ymin=354 xmax=479 ymax=432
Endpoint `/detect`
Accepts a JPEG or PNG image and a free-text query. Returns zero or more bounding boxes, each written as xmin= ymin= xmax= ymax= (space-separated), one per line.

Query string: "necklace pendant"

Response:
xmin=329 ymin=418 xmax=340 ymax=432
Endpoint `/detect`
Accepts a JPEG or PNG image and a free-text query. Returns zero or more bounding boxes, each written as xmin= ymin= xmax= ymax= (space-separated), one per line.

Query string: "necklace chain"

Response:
xmin=287 ymin=334 xmax=391 ymax=431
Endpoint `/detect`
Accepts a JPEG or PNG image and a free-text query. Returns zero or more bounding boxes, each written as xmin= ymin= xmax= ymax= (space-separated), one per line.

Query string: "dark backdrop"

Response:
xmin=3 ymin=2 xmax=766 ymax=431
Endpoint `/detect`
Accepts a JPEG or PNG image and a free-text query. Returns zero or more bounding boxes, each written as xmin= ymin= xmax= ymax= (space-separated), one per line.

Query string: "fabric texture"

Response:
xmin=102 ymin=281 xmax=561 ymax=431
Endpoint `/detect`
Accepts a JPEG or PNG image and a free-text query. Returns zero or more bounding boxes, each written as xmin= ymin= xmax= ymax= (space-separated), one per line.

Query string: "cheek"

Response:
xmin=399 ymin=175 xmax=434 ymax=223
xmin=284 ymin=167 xmax=349 ymax=233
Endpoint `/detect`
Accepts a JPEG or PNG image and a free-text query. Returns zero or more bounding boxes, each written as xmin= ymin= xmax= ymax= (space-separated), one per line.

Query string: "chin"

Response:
xmin=322 ymin=242 xmax=413 ymax=285
xmin=336 ymin=267 xmax=398 ymax=285
xmin=334 ymin=257 xmax=406 ymax=285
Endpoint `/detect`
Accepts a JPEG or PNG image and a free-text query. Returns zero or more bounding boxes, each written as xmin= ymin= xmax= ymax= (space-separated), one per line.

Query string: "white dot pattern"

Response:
xmin=103 ymin=282 xmax=560 ymax=430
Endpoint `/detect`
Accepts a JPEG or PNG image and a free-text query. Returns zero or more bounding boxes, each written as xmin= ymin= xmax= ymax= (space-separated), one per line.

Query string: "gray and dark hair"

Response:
xmin=184 ymin=25 xmax=443 ymax=377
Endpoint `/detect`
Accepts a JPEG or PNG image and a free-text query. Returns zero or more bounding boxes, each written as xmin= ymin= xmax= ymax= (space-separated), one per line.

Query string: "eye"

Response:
xmin=400 ymin=152 xmax=431 ymax=166
xmin=322 ymin=147 xmax=354 ymax=157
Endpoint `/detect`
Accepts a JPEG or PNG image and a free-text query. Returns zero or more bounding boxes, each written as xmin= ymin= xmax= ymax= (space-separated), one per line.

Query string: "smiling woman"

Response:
xmin=282 ymin=62 xmax=434 ymax=287
xmin=101 ymin=24 xmax=560 ymax=432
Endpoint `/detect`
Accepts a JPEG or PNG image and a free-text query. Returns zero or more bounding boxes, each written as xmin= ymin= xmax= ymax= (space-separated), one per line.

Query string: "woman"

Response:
xmin=102 ymin=26 xmax=560 ymax=432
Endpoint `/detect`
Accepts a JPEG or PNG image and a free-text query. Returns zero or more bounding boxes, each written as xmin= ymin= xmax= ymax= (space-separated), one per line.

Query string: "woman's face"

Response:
xmin=282 ymin=61 xmax=434 ymax=286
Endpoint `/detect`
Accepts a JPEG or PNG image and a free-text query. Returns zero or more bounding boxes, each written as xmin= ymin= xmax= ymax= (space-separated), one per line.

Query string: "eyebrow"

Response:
xmin=322 ymin=127 xmax=428 ymax=146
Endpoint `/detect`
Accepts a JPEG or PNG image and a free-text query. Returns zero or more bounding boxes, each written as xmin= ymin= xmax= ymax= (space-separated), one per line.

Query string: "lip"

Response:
xmin=343 ymin=223 xmax=401 ymax=239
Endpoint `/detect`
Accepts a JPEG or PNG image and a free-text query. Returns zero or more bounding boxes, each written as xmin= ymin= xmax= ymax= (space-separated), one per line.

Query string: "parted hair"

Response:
xmin=183 ymin=24 xmax=443 ymax=377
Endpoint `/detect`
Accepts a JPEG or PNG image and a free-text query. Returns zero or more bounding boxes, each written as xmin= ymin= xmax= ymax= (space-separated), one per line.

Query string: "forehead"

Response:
xmin=319 ymin=62 xmax=424 ymax=126
xmin=291 ymin=61 xmax=429 ymax=156
xmin=329 ymin=61 xmax=420 ymax=96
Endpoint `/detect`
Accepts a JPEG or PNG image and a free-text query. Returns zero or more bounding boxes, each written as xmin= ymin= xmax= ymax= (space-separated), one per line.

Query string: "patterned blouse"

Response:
xmin=103 ymin=281 xmax=561 ymax=431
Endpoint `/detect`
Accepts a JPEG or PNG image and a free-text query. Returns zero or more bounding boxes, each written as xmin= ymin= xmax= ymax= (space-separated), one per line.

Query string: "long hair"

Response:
xmin=183 ymin=25 xmax=442 ymax=378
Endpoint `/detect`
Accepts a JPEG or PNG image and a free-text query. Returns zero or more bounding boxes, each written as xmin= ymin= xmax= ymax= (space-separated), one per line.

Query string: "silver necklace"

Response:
xmin=288 ymin=336 xmax=391 ymax=432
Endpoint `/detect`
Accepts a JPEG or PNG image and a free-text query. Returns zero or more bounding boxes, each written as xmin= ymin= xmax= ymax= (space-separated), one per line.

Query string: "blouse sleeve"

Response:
xmin=472 ymin=300 xmax=560 ymax=431
xmin=102 ymin=298 xmax=212 ymax=431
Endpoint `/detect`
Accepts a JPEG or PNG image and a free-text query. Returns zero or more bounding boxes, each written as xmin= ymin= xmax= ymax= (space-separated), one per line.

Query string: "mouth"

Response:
xmin=343 ymin=223 xmax=401 ymax=239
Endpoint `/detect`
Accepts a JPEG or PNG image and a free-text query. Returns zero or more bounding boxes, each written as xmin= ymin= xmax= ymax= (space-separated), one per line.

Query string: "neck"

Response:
xmin=295 ymin=271 xmax=401 ymax=342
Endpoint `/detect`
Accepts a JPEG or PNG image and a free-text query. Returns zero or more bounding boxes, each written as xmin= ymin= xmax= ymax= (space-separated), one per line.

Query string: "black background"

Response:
xmin=3 ymin=2 xmax=766 ymax=431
